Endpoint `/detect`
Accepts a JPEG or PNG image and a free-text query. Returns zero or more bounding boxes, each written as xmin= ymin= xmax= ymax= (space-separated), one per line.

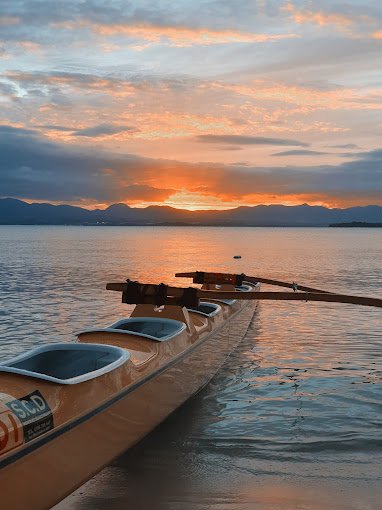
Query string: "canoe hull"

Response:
xmin=0 ymin=302 xmax=256 ymax=510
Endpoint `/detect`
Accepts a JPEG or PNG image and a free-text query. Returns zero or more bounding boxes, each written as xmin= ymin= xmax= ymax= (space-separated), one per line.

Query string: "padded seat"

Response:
xmin=80 ymin=317 xmax=187 ymax=342
xmin=0 ymin=343 xmax=129 ymax=384
xmin=110 ymin=317 xmax=186 ymax=341
xmin=187 ymin=301 xmax=221 ymax=317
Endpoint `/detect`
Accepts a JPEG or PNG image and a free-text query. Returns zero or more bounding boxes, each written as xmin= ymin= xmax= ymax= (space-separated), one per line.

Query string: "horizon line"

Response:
xmin=1 ymin=197 xmax=381 ymax=213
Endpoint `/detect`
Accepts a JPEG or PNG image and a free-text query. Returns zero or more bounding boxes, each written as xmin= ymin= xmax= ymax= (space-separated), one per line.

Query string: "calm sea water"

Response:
xmin=0 ymin=226 xmax=381 ymax=510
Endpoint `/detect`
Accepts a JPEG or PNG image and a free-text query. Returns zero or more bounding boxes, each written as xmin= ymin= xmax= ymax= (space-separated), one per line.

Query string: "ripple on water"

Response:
xmin=0 ymin=226 xmax=381 ymax=509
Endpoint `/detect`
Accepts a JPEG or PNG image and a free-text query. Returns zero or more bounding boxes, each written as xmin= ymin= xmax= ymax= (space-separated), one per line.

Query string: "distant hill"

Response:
xmin=0 ymin=198 xmax=382 ymax=226
xmin=329 ymin=221 xmax=382 ymax=227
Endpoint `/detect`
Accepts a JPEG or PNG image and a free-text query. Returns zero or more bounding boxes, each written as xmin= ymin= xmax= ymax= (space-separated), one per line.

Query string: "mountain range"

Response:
xmin=0 ymin=198 xmax=381 ymax=226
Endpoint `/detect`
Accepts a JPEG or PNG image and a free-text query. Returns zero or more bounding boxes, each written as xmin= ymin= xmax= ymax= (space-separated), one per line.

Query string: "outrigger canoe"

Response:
xmin=0 ymin=272 xmax=259 ymax=510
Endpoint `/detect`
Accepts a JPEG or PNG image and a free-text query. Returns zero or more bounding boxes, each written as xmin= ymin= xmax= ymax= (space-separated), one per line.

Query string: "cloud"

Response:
xmin=1 ymin=125 xmax=381 ymax=207
xmin=196 ymin=134 xmax=309 ymax=146
xmin=350 ymin=148 xmax=382 ymax=160
xmin=328 ymin=143 xmax=359 ymax=149
xmin=122 ymin=184 xmax=176 ymax=201
xmin=272 ymin=150 xmax=330 ymax=156
xmin=0 ymin=125 xmax=37 ymax=136
xmin=54 ymin=20 xmax=299 ymax=47
xmin=214 ymin=80 xmax=382 ymax=112
xmin=0 ymin=125 xmax=176 ymax=204
xmin=35 ymin=124 xmax=76 ymax=132
xmin=73 ymin=124 xmax=136 ymax=137
xmin=0 ymin=16 xmax=20 ymax=26
xmin=35 ymin=123 xmax=137 ymax=138
xmin=282 ymin=2 xmax=376 ymax=38
xmin=4 ymin=71 xmax=381 ymax=152
xmin=0 ymin=125 xmax=126 ymax=202
xmin=283 ymin=2 xmax=356 ymax=28
xmin=0 ymin=81 xmax=18 ymax=99
xmin=6 ymin=71 xmax=135 ymax=97
xmin=0 ymin=2 xmax=300 ymax=53
xmin=1 ymin=1 xmax=381 ymax=191
xmin=220 ymin=146 xmax=243 ymax=151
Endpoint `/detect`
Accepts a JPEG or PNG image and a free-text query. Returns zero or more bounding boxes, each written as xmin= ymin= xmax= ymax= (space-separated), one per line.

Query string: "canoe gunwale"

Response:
xmin=0 ymin=284 xmax=260 ymax=472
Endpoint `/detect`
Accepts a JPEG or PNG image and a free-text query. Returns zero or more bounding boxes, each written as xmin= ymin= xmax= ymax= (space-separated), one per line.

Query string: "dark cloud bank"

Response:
xmin=0 ymin=126 xmax=381 ymax=206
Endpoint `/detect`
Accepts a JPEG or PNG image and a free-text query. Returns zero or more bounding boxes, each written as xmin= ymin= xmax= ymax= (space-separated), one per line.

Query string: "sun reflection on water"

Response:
xmin=0 ymin=226 xmax=381 ymax=509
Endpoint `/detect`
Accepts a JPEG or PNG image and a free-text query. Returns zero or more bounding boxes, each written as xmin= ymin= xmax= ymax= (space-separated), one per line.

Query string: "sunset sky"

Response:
xmin=1 ymin=0 xmax=381 ymax=210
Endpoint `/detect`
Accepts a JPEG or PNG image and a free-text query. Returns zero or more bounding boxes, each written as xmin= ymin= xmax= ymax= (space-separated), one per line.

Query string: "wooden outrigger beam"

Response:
xmin=175 ymin=271 xmax=331 ymax=294
xmin=106 ymin=280 xmax=382 ymax=309
xmin=106 ymin=280 xmax=200 ymax=308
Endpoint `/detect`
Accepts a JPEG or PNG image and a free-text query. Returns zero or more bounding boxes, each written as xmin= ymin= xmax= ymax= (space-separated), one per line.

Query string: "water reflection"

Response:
xmin=59 ymin=306 xmax=381 ymax=509
xmin=0 ymin=226 xmax=381 ymax=509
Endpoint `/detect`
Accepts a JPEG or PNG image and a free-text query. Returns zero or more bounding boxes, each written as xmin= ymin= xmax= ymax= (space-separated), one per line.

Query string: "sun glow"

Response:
xmin=160 ymin=191 xmax=335 ymax=211
xmin=162 ymin=191 xmax=238 ymax=211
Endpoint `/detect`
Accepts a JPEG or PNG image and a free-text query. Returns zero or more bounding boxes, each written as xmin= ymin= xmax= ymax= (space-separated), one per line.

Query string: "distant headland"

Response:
xmin=0 ymin=198 xmax=381 ymax=227
xmin=329 ymin=221 xmax=382 ymax=228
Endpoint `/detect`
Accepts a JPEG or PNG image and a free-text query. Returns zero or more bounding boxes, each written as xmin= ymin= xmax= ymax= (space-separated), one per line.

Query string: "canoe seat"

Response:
xmin=110 ymin=317 xmax=186 ymax=341
xmin=79 ymin=317 xmax=187 ymax=342
xmin=187 ymin=301 xmax=221 ymax=317
xmin=0 ymin=343 xmax=129 ymax=385
xmin=211 ymin=284 xmax=252 ymax=306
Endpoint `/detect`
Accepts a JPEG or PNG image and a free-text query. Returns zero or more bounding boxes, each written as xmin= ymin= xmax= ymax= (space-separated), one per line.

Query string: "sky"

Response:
xmin=0 ymin=0 xmax=381 ymax=210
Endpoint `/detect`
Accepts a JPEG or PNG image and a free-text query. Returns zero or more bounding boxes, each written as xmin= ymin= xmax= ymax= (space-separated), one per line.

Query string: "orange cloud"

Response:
xmin=54 ymin=20 xmax=298 ymax=47
xmin=212 ymin=80 xmax=382 ymax=112
xmin=164 ymin=191 xmax=381 ymax=210
xmin=283 ymin=2 xmax=356 ymax=28
xmin=14 ymin=41 xmax=42 ymax=52
xmin=33 ymin=111 xmax=236 ymax=144
xmin=26 ymin=72 xmax=382 ymax=117
xmin=113 ymin=184 xmax=176 ymax=204
xmin=282 ymin=2 xmax=382 ymax=40
xmin=132 ymin=112 xmax=234 ymax=139
xmin=95 ymin=24 xmax=298 ymax=46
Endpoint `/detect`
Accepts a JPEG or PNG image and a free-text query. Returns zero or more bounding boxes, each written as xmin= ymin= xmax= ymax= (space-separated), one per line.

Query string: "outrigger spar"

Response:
xmin=107 ymin=271 xmax=382 ymax=309
xmin=0 ymin=271 xmax=380 ymax=510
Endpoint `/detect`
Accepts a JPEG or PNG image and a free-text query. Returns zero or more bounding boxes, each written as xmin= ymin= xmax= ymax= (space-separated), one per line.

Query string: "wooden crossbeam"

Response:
xmin=106 ymin=281 xmax=382 ymax=309
xmin=175 ymin=271 xmax=331 ymax=293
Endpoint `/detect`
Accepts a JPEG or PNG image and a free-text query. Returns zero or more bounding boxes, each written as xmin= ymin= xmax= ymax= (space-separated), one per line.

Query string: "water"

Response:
xmin=0 ymin=226 xmax=381 ymax=509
